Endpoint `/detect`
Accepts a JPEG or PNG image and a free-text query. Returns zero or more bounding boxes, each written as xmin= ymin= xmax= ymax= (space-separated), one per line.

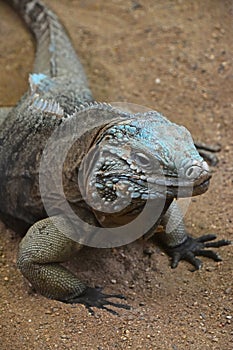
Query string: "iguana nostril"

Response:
xmin=185 ymin=166 xmax=199 ymax=179
xmin=186 ymin=167 xmax=193 ymax=177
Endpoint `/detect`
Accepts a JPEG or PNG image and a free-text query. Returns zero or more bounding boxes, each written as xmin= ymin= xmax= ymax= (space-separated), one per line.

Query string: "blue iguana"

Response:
xmin=0 ymin=0 xmax=230 ymax=314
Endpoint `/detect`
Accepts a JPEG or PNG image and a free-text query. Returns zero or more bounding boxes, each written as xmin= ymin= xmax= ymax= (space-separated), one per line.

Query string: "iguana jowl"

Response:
xmin=0 ymin=0 xmax=230 ymax=313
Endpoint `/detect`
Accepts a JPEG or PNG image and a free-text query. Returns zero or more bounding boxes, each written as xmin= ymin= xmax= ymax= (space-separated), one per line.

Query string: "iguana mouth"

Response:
xmin=147 ymin=173 xmax=211 ymax=196
xmin=191 ymin=178 xmax=211 ymax=196
xmin=96 ymin=172 xmax=211 ymax=202
xmin=146 ymin=174 xmax=211 ymax=187
xmin=165 ymin=178 xmax=211 ymax=197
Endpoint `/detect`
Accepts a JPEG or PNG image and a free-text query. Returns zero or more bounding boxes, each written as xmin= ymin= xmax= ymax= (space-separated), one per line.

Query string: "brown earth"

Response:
xmin=0 ymin=1 xmax=232 ymax=349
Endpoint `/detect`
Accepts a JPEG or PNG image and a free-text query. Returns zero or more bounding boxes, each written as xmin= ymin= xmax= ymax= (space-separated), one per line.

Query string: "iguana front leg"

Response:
xmin=159 ymin=201 xmax=231 ymax=269
xmin=17 ymin=216 xmax=86 ymax=300
xmin=17 ymin=216 xmax=129 ymax=314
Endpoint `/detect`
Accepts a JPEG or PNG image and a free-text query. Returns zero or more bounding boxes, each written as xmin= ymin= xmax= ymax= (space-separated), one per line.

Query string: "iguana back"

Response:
xmin=0 ymin=0 xmax=94 ymax=226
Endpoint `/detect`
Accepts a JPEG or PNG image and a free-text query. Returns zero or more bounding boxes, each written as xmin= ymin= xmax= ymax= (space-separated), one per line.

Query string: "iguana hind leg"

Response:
xmin=0 ymin=107 xmax=12 ymax=126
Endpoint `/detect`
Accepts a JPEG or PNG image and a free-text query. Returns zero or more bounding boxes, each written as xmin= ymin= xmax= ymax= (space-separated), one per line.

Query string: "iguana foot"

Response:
xmin=166 ymin=234 xmax=231 ymax=270
xmin=66 ymin=287 xmax=130 ymax=315
xmin=194 ymin=142 xmax=221 ymax=166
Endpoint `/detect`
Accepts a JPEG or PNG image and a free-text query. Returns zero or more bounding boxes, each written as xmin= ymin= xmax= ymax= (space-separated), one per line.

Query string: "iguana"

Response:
xmin=0 ymin=0 xmax=230 ymax=314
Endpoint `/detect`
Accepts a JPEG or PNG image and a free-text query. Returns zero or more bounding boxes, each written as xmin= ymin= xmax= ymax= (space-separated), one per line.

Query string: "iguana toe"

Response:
xmin=65 ymin=287 xmax=130 ymax=315
xmin=194 ymin=142 xmax=221 ymax=166
xmin=167 ymin=235 xmax=231 ymax=270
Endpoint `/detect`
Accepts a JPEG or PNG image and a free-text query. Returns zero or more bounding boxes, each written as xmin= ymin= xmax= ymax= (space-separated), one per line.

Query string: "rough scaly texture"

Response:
xmin=0 ymin=0 xmax=230 ymax=313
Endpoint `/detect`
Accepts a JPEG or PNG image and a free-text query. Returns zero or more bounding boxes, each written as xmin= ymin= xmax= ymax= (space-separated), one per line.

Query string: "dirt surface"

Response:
xmin=0 ymin=0 xmax=232 ymax=349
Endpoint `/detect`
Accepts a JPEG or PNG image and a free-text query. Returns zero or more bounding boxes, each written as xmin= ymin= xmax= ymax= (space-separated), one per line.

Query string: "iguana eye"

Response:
xmin=135 ymin=152 xmax=151 ymax=167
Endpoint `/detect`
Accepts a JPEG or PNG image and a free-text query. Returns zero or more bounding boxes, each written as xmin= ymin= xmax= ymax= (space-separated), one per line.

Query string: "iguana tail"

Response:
xmin=7 ymin=0 xmax=89 ymax=83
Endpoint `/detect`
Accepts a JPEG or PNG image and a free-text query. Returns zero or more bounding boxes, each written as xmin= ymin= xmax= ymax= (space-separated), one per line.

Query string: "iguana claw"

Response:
xmin=194 ymin=142 xmax=221 ymax=166
xmin=66 ymin=287 xmax=130 ymax=315
xmin=167 ymin=235 xmax=231 ymax=270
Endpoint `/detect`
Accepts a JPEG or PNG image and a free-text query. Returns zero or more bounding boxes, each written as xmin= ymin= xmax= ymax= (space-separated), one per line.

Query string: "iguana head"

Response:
xmin=81 ymin=110 xmax=211 ymax=214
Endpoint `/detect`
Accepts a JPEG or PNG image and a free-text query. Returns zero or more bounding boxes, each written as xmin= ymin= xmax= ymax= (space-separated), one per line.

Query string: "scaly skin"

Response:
xmin=0 ymin=0 xmax=230 ymax=313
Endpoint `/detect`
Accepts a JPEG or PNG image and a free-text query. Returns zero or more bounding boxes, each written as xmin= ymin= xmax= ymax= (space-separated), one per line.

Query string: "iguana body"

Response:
xmin=0 ymin=0 xmax=230 ymax=313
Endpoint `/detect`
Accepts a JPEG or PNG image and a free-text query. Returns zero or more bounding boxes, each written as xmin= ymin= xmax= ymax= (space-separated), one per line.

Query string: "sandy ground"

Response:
xmin=0 ymin=0 xmax=232 ymax=349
